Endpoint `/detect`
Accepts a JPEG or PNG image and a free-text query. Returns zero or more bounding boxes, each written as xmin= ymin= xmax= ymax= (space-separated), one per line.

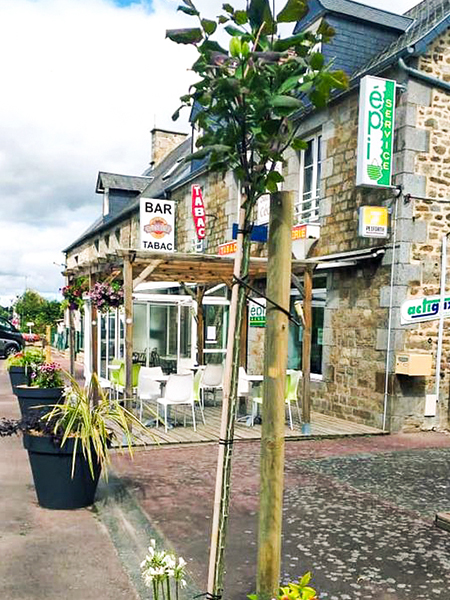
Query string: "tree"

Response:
xmin=15 ymin=290 xmax=63 ymax=334
xmin=167 ymin=2 xmax=347 ymax=598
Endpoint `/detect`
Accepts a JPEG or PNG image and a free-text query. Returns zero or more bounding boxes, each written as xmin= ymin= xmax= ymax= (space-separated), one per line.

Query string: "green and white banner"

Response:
xmin=401 ymin=294 xmax=450 ymax=325
xmin=356 ymin=75 xmax=396 ymax=188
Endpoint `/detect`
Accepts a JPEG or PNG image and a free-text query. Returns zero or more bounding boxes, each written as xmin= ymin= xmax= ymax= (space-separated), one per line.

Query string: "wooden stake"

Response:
xmin=196 ymin=286 xmax=206 ymax=365
xmin=124 ymin=256 xmax=134 ymax=411
xmin=301 ymin=265 xmax=313 ymax=434
xmin=45 ymin=325 xmax=52 ymax=363
xmin=257 ymin=191 xmax=293 ymax=599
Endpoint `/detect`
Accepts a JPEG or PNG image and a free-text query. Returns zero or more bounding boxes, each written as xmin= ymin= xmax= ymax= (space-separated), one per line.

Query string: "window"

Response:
xmin=297 ymin=134 xmax=322 ymax=224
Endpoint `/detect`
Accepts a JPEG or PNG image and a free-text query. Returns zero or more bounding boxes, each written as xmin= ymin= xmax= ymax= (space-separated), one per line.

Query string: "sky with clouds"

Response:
xmin=0 ymin=0 xmax=419 ymax=307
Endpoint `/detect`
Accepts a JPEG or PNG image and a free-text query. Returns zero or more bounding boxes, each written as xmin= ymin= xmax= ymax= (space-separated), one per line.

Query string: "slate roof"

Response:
xmin=95 ymin=172 xmax=153 ymax=193
xmin=316 ymin=0 xmax=412 ymax=31
xmin=64 ymin=136 xmax=193 ymax=253
xmin=353 ymin=0 xmax=450 ymax=78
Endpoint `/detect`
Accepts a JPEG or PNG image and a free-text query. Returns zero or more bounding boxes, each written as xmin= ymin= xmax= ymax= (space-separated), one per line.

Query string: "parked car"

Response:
xmin=0 ymin=317 xmax=25 ymax=357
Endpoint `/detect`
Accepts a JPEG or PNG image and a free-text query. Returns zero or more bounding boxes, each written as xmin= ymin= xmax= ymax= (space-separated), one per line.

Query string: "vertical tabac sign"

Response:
xmin=192 ymin=185 xmax=206 ymax=240
xmin=356 ymin=75 xmax=396 ymax=188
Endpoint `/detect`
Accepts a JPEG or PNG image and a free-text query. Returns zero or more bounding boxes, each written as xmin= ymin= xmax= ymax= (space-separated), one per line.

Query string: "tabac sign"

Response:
xmin=140 ymin=198 xmax=175 ymax=252
xmin=401 ymin=295 xmax=450 ymax=325
xmin=356 ymin=75 xmax=396 ymax=188
xmin=191 ymin=185 xmax=206 ymax=240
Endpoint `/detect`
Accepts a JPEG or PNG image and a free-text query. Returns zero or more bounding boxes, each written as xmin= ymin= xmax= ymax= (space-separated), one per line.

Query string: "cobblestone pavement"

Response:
xmin=113 ymin=432 xmax=450 ymax=600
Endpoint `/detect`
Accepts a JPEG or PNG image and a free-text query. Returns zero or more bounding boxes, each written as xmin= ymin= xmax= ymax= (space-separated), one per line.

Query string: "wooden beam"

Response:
xmin=123 ymin=257 xmax=134 ymax=411
xmin=68 ymin=304 xmax=76 ymax=378
xmin=89 ymin=273 xmax=99 ymax=404
xmin=257 ymin=191 xmax=293 ymax=600
xmin=301 ymin=265 xmax=313 ymax=435
xmin=132 ymin=260 xmax=162 ymax=290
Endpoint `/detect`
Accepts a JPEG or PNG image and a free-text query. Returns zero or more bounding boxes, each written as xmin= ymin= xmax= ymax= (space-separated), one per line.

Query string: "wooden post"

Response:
xmin=124 ymin=256 xmax=134 ymax=411
xmin=196 ymin=286 xmax=206 ymax=365
xmin=301 ymin=266 xmax=313 ymax=435
xmin=89 ymin=274 xmax=98 ymax=380
xmin=45 ymin=325 xmax=52 ymax=363
xmin=256 ymin=191 xmax=293 ymax=600
xmin=68 ymin=308 xmax=75 ymax=377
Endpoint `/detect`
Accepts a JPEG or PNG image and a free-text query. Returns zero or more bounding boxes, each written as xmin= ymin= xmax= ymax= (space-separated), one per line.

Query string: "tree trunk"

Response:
xmin=207 ymin=206 xmax=252 ymax=599
xmin=301 ymin=266 xmax=313 ymax=435
xmin=257 ymin=191 xmax=293 ymax=599
xmin=123 ymin=256 xmax=134 ymax=412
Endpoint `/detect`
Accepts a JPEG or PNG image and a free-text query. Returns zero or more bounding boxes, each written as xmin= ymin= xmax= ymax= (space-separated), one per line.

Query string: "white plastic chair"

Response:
xmin=177 ymin=357 xmax=195 ymax=374
xmin=200 ymin=363 xmax=224 ymax=406
xmin=137 ymin=367 xmax=163 ymax=421
xmin=156 ymin=373 xmax=205 ymax=433
xmin=236 ymin=367 xmax=251 ymax=418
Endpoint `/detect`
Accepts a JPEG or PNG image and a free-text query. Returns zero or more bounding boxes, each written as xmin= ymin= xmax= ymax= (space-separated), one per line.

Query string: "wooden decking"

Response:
xmin=140 ymin=404 xmax=383 ymax=446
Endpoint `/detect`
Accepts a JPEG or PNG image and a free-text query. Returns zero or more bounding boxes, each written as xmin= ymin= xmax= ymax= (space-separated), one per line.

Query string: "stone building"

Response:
xmin=64 ymin=0 xmax=450 ymax=432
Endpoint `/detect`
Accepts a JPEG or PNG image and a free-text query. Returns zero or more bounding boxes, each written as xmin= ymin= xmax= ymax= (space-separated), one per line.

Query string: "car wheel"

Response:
xmin=5 ymin=344 xmax=19 ymax=357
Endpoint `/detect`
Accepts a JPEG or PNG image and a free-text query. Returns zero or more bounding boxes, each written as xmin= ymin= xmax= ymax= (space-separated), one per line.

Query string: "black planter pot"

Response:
xmin=15 ymin=386 xmax=64 ymax=420
xmin=8 ymin=366 xmax=29 ymax=393
xmin=23 ymin=433 xmax=102 ymax=509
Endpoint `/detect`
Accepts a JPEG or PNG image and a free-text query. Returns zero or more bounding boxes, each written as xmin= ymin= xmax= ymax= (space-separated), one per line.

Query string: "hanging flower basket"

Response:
xmin=89 ymin=281 xmax=124 ymax=313
xmin=61 ymin=277 xmax=88 ymax=311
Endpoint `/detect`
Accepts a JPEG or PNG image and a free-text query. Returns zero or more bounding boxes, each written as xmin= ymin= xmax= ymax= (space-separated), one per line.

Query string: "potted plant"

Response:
xmin=89 ymin=281 xmax=124 ymax=313
xmin=14 ymin=361 xmax=65 ymax=420
xmin=6 ymin=348 xmax=45 ymax=392
xmin=61 ymin=277 xmax=88 ymax=311
xmin=0 ymin=375 xmax=149 ymax=509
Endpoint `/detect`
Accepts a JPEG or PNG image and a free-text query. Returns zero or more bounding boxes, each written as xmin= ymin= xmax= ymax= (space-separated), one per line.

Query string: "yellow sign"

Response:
xmin=358 ymin=206 xmax=388 ymax=238
xmin=218 ymin=241 xmax=237 ymax=256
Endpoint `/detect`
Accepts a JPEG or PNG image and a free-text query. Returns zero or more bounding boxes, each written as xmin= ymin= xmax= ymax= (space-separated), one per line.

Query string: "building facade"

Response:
xmin=64 ymin=0 xmax=450 ymax=432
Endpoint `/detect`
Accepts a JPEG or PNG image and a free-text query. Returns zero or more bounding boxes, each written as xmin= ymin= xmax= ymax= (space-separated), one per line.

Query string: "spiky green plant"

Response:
xmin=41 ymin=373 xmax=153 ymax=479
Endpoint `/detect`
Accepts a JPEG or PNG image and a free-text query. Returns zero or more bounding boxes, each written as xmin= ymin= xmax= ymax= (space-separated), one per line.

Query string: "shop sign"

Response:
xmin=358 ymin=206 xmax=389 ymax=238
xmin=356 ymin=75 xmax=396 ymax=188
xmin=249 ymin=298 xmax=266 ymax=327
xmin=218 ymin=241 xmax=237 ymax=256
xmin=400 ymin=294 xmax=450 ymax=325
xmin=191 ymin=185 xmax=206 ymax=240
xmin=257 ymin=194 xmax=270 ymax=225
xmin=140 ymin=198 xmax=175 ymax=252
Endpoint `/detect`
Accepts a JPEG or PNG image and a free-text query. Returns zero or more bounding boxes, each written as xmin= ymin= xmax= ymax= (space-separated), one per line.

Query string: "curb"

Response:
xmin=94 ymin=474 xmax=202 ymax=600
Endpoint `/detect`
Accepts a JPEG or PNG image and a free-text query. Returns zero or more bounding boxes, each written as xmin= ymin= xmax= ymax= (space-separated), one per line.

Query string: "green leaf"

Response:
xmin=271 ymin=94 xmax=303 ymax=109
xmin=171 ymin=107 xmax=181 ymax=121
xmin=181 ymin=0 xmax=196 ymax=8
xmin=229 ymin=36 xmax=242 ymax=57
xmin=302 ymin=587 xmax=317 ymax=600
xmin=276 ymin=0 xmax=308 ymax=23
xmin=200 ymin=40 xmax=228 ymax=55
xmin=267 ymin=170 xmax=284 ymax=184
xmin=225 ymin=24 xmax=245 ymax=37
xmin=309 ymin=52 xmax=324 ymax=70
xmin=223 ymin=3 xmax=234 ymax=14
xmin=248 ymin=0 xmax=275 ymax=34
xmin=234 ymin=10 xmax=248 ymax=25
xmin=278 ymin=74 xmax=300 ymax=94
xmin=218 ymin=15 xmax=229 ymax=24
xmin=166 ymin=28 xmax=203 ymax=44
xmin=247 ymin=595 xmax=258 ymax=600
xmin=298 ymin=572 xmax=312 ymax=587
xmin=309 ymin=89 xmax=327 ymax=108
xmin=291 ymin=137 xmax=308 ymax=151
xmin=298 ymin=80 xmax=313 ymax=93
xmin=177 ymin=5 xmax=199 ymax=16
xmin=273 ymin=32 xmax=305 ymax=52
xmin=317 ymin=19 xmax=335 ymax=42
xmin=201 ymin=18 xmax=217 ymax=35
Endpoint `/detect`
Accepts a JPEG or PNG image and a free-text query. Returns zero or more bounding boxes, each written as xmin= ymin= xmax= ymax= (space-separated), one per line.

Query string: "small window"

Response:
xmin=94 ymin=239 xmax=99 ymax=252
xmin=297 ymin=133 xmax=322 ymax=224
xmin=115 ymin=229 xmax=121 ymax=243
xmin=105 ymin=234 xmax=110 ymax=248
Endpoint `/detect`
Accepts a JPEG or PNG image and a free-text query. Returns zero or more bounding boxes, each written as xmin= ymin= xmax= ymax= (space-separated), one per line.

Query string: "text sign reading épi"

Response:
xmin=140 ymin=198 xmax=175 ymax=252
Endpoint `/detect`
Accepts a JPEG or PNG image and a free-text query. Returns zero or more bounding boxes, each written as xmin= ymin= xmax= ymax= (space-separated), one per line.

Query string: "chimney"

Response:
xmin=150 ymin=128 xmax=188 ymax=169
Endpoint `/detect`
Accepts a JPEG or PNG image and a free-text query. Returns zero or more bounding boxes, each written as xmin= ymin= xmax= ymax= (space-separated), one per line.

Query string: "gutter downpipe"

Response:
xmin=382 ymin=196 xmax=399 ymax=432
xmin=398 ymin=57 xmax=450 ymax=94
xmin=435 ymin=234 xmax=449 ymax=402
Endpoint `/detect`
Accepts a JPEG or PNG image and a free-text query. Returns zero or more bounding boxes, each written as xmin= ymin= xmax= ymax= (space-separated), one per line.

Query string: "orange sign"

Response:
xmin=218 ymin=241 xmax=237 ymax=256
xmin=291 ymin=224 xmax=307 ymax=240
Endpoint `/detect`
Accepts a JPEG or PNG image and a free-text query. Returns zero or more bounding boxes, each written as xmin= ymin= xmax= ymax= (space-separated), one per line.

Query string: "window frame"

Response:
xmin=297 ymin=132 xmax=322 ymax=224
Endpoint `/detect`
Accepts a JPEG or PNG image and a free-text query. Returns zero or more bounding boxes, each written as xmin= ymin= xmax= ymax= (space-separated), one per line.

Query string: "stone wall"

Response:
xmin=151 ymin=128 xmax=188 ymax=168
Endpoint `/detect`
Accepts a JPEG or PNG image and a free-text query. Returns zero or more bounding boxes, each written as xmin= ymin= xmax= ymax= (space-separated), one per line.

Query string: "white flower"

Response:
xmin=180 ymin=579 xmax=187 ymax=589
xmin=178 ymin=556 xmax=187 ymax=568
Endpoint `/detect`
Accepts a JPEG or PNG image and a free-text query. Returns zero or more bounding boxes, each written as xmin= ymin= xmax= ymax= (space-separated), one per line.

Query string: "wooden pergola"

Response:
xmin=65 ymin=248 xmax=316 ymax=422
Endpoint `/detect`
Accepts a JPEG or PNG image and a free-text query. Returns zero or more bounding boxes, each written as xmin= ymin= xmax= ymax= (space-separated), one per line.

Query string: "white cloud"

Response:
xmin=0 ymin=0 xmax=420 ymax=305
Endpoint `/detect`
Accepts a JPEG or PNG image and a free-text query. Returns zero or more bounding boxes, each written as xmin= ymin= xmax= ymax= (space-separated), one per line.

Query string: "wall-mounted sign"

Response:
xmin=356 ymin=75 xmax=396 ymax=188
xmin=218 ymin=241 xmax=237 ymax=256
xmin=249 ymin=298 xmax=266 ymax=327
xmin=192 ymin=185 xmax=206 ymax=240
xmin=292 ymin=223 xmax=320 ymax=240
xmin=257 ymin=194 xmax=270 ymax=225
xmin=358 ymin=206 xmax=389 ymax=238
xmin=140 ymin=198 xmax=175 ymax=252
xmin=401 ymin=294 xmax=450 ymax=325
